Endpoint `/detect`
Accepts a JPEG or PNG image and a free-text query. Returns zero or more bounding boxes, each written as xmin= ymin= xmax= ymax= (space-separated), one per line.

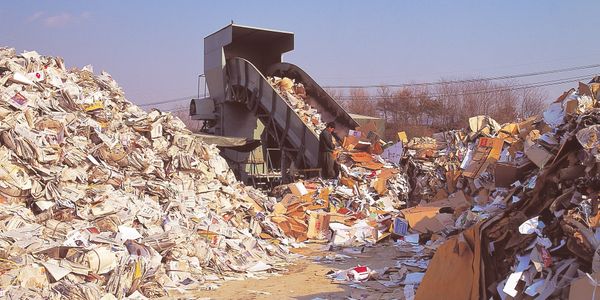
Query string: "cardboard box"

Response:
xmin=391 ymin=217 xmax=409 ymax=235
xmin=307 ymin=212 xmax=330 ymax=240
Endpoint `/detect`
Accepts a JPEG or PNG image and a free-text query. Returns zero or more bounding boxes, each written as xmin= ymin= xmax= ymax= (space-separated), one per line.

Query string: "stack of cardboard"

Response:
xmin=416 ymin=78 xmax=600 ymax=299
xmin=269 ymin=156 xmax=410 ymax=245
xmin=297 ymin=79 xmax=598 ymax=298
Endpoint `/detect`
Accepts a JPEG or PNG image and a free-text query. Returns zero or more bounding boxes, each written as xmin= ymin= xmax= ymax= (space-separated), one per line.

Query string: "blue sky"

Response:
xmin=1 ymin=1 xmax=598 ymax=109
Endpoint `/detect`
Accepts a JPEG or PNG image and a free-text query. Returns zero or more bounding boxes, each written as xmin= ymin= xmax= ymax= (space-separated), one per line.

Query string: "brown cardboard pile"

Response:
xmin=0 ymin=48 xmax=292 ymax=299
xmin=320 ymin=79 xmax=598 ymax=297
xmin=398 ymin=111 xmax=554 ymax=239
xmin=416 ymin=78 xmax=600 ymax=299
xmin=269 ymin=150 xmax=411 ymax=244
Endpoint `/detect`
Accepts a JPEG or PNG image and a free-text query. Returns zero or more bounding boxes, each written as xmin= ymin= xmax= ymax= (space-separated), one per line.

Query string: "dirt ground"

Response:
xmin=188 ymin=241 xmax=407 ymax=300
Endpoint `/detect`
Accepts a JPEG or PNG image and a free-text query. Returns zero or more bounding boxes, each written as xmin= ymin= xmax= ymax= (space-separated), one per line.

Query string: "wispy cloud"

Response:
xmin=26 ymin=11 xmax=91 ymax=28
xmin=26 ymin=11 xmax=46 ymax=23
xmin=43 ymin=12 xmax=73 ymax=27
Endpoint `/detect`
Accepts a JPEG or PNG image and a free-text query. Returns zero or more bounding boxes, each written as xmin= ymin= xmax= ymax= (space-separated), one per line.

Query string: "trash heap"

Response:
xmin=268 ymin=151 xmax=410 ymax=244
xmin=396 ymin=112 xmax=552 ymax=243
xmin=0 ymin=48 xmax=291 ymax=299
xmin=267 ymin=76 xmax=327 ymax=134
xmin=416 ymin=79 xmax=600 ymax=300
xmin=404 ymin=131 xmax=467 ymax=205
xmin=273 ymin=76 xmax=599 ymax=297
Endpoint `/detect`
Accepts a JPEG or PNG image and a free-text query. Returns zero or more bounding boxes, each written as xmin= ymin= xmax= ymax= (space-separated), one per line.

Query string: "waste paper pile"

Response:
xmin=2 ymin=46 xmax=598 ymax=299
xmin=416 ymin=79 xmax=600 ymax=299
xmin=269 ymin=72 xmax=600 ymax=299
xmin=0 ymin=48 xmax=291 ymax=299
xmin=267 ymin=76 xmax=327 ymax=134
xmin=268 ymin=153 xmax=410 ymax=245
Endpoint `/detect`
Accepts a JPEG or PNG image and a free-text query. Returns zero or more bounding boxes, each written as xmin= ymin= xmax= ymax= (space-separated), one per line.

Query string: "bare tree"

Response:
xmin=519 ymin=87 xmax=546 ymax=119
xmin=375 ymin=86 xmax=394 ymax=123
xmin=323 ymin=78 xmax=548 ymax=140
xmin=324 ymin=88 xmax=342 ymax=101
xmin=343 ymin=88 xmax=378 ymax=117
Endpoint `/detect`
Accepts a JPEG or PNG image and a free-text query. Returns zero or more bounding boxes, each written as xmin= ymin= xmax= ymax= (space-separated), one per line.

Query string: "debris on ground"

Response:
xmin=2 ymin=46 xmax=599 ymax=300
xmin=268 ymin=74 xmax=600 ymax=299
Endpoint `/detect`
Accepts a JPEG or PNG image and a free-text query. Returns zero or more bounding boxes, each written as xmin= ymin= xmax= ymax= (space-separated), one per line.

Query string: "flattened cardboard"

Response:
xmin=568 ymin=272 xmax=600 ymax=300
xmin=424 ymin=190 xmax=471 ymax=212
xmin=343 ymin=135 xmax=360 ymax=150
xmin=397 ymin=131 xmax=408 ymax=144
xmin=579 ymin=82 xmax=594 ymax=98
xmin=554 ymin=88 xmax=575 ymax=103
xmin=416 ymin=224 xmax=483 ymax=300
xmin=350 ymin=152 xmax=373 ymax=163
xmin=372 ymin=142 xmax=383 ymax=155
xmin=500 ymin=123 xmax=519 ymax=136
xmin=525 ymin=143 xmax=554 ymax=169
xmin=463 ymin=138 xmax=504 ymax=178
xmin=400 ymin=206 xmax=453 ymax=233
xmin=517 ymin=116 xmax=537 ymax=138
xmin=354 ymin=141 xmax=371 ymax=152
xmin=495 ymin=159 xmax=535 ymax=187
xmin=565 ymin=98 xmax=579 ymax=114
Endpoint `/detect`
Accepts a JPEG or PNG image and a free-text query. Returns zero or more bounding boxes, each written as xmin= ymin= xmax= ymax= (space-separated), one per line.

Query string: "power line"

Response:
xmin=137 ymin=95 xmax=196 ymax=107
xmin=317 ymin=54 xmax=600 ymax=81
xmin=135 ymin=63 xmax=599 ymax=107
xmin=335 ymin=74 xmax=593 ymax=101
xmin=166 ymin=107 xmax=188 ymax=113
xmin=323 ymin=63 xmax=600 ymax=89
xmin=337 ymin=76 xmax=586 ymax=101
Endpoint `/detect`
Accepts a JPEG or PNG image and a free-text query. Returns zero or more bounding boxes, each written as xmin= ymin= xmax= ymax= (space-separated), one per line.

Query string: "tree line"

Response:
xmin=328 ymin=79 xmax=547 ymax=139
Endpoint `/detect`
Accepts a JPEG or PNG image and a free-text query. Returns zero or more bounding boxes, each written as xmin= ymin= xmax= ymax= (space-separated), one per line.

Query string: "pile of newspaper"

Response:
xmin=0 ymin=48 xmax=291 ymax=299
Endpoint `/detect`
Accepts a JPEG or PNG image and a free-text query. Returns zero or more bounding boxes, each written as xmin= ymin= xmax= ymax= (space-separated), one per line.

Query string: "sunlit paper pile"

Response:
xmin=268 ymin=149 xmax=411 ymax=245
xmin=416 ymin=79 xmax=600 ymax=299
xmin=0 ymin=48 xmax=292 ymax=299
xmin=267 ymin=76 xmax=327 ymax=135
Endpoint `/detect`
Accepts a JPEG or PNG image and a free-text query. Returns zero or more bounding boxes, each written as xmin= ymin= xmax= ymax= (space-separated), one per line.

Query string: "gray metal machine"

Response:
xmin=190 ymin=24 xmax=359 ymax=183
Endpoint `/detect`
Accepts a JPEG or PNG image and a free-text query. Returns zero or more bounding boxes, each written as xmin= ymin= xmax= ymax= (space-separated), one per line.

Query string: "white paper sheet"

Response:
xmin=502 ymin=271 xmax=523 ymax=297
xmin=118 ymin=225 xmax=143 ymax=240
